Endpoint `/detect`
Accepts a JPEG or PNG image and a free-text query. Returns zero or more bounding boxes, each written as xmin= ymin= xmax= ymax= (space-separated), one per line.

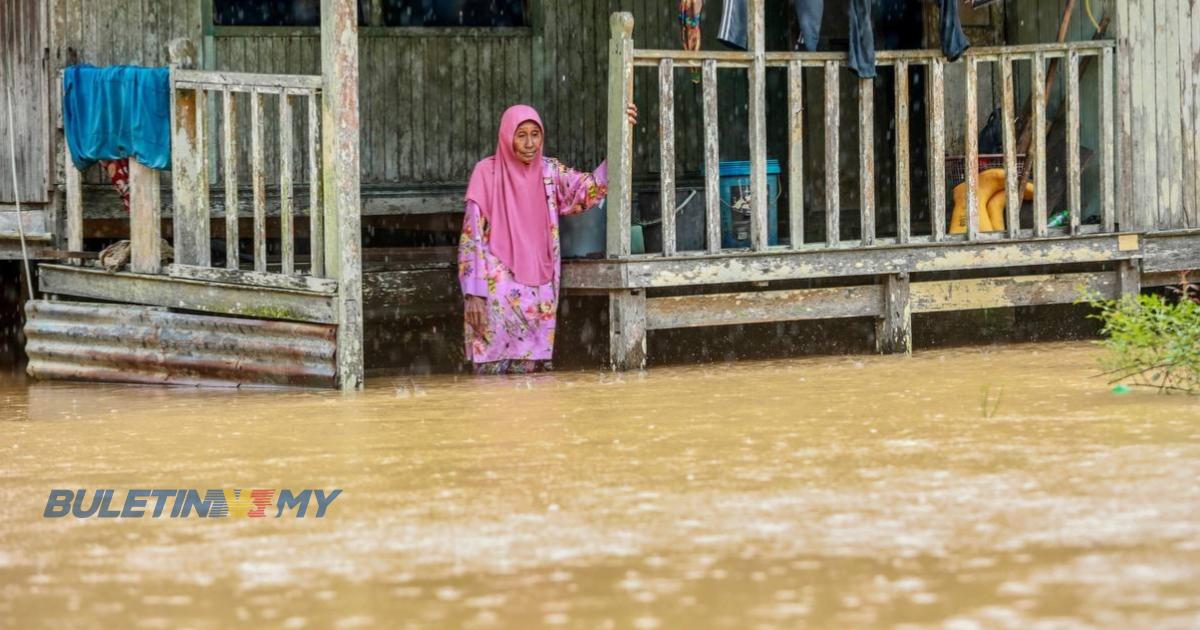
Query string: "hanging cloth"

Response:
xmin=934 ymin=0 xmax=971 ymax=61
xmin=62 ymin=65 xmax=171 ymax=171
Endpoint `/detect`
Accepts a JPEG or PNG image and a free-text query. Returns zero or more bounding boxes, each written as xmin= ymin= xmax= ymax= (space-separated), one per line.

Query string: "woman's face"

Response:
xmin=512 ymin=120 xmax=543 ymax=165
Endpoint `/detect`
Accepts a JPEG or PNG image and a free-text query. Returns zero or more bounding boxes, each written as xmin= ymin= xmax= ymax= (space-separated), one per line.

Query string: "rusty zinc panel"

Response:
xmin=0 ymin=0 xmax=48 ymax=203
xmin=23 ymin=300 xmax=336 ymax=388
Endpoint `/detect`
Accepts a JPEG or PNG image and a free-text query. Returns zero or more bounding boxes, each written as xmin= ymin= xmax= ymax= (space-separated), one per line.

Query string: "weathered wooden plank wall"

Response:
xmin=214 ymin=30 xmax=531 ymax=187
xmin=1005 ymin=0 xmax=1106 ymax=226
xmin=0 ymin=0 xmax=49 ymax=203
xmin=1035 ymin=0 xmax=1200 ymax=231
xmin=47 ymin=0 xmax=201 ymax=188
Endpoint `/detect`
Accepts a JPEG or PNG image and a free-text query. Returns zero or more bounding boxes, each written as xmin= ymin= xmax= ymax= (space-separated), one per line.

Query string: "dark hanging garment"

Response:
xmin=717 ymin=0 xmax=748 ymax=50
xmin=791 ymin=0 xmax=823 ymax=52
xmin=935 ymin=0 xmax=971 ymax=61
xmin=847 ymin=0 xmax=876 ymax=78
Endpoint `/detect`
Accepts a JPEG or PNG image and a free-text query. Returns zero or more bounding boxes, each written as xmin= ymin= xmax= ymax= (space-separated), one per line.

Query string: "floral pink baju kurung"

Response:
xmin=458 ymin=157 xmax=607 ymax=373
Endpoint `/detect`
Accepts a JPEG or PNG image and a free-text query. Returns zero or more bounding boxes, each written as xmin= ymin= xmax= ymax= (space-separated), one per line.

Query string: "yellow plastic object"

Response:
xmin=948 ymin=169 xmax=1033 ymax=234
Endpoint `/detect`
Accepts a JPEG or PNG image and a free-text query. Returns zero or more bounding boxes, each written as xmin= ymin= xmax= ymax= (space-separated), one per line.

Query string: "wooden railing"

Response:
xmin=605 ymin=12 xmax=1120 ymax=258
xmin=170 ymin=69 xmax=329 ymax=285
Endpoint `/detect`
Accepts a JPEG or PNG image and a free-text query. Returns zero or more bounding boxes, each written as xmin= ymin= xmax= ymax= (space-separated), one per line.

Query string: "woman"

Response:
xmin=458 ymin=103 xmax=637 ymax=375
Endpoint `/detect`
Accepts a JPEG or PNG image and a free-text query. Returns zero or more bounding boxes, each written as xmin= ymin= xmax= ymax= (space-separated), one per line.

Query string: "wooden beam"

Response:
xmin=747 ymin=0 xmax=768 ymax=251
xmin=875 ymin=272 xmax=911 ymax=355
xmin=646 ymin=285 xmax=881 ymax=330
xmin=928 ymin=58 xmax=946 ymax=242
xmin=606 ymin=12 xmax=635 ymax=258
xmin=859 ymin=78 xmax=875 ymax=246
xmin=251 ymin=89 xmax=267 ymax=272
xmin=64 ymin=152 xmax=82 ymax=264
xmin=910 ymin=271 xmax=1119 ymax=312
xmin=1066 ymin=50 xmax=1082 ymax=234
xmin=1100 ymin=46 xmax=1116 ymax=232
xmin=608 ymin=289 xmax=646 ymax=371
xmin=1032 ymin=51 xmax=1048 ymax=237
xmin=171 ymin=85 xmax=211 ymax=266
xmin=1001 ymin=54 xmax=1019 ymax=239
xmin=127 ymin=161 xmax=161 ymax=274
xmin=1116 ymin=259 xmax=1141 ymax=297
xmin=965 ymin=57 xmax=980 ymax=240
xmin=561 ymin=233 xmax=1142 ymax=289
xmin=167 ymin=263 xmax=339 ymax=294
xmin=787 ymin=60 xmax=804 ymax=249
xmin=38 ymin=264 xmax=337 ymax=324
xmin=307 ymin=92 xmax=325 ymax=277
xmin=824 ymin=61 xmax=839 ymax=246
xmin=658 ymin=59 xmax=676 ymax=257
xmin=894 ymin=61 xmax=910 ymax=244
xmin=279 ymin=93 xmax=295 ymax=274
xmin=222 ymin=88 xmax=239 ymax=269
xmin=321 ymin=0 xmax=365 ymax=390
xmin=703 ymin=59 xmax=721 ymax=253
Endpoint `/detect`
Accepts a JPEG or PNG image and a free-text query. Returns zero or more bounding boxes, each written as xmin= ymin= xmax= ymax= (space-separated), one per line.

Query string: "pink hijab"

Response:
xmin=465 ymin=105 xmax=552 ymax=286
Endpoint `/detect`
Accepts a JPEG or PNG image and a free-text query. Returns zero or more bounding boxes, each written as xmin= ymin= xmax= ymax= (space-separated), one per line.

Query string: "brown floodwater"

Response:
xmin=1 ymin=341 xmax=1198 ymax=629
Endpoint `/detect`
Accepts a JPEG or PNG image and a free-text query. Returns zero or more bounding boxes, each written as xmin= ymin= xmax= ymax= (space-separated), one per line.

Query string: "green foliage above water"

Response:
xmin=1082 ymin=278 xmax=1200 ymax=394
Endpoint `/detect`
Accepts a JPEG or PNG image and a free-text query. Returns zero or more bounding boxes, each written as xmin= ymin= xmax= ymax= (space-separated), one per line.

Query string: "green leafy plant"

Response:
xmin=1080 ymin=273 xmax=1200 ymax=394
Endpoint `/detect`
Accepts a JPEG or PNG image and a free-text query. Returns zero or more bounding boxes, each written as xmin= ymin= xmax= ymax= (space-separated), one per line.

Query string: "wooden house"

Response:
xmin=1 ymin=0 xmax=1197 ymax=387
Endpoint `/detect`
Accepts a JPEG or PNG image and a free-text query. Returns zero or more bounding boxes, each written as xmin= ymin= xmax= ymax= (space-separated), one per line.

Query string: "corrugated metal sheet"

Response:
xmin=0 ymin=0 xmax=49 ymax=203
xmin=23 ymin=300 xmax=336 ymax=388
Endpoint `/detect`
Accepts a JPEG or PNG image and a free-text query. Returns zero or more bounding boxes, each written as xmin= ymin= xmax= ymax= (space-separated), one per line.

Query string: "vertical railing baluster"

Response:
xmin=65 ymin=152 xmax=82 ymax=263
xmin=824 ymin=61 xmax=840 ymax=247
xmin=195 ymin=88 xmax=210 ymax=266
xmin=928 ymin=58 xmax=946 ymax=241
xmin=787 ymin=60 xmax=804 ymax=249
xmin=605 ymin=13 xmax=634 ymax=258
xmin=308 ymin=91 xmax=324 ymax=277
xmin=1001 ymin=54 xmax=1019 ymax=239
xmin=279 ymin=91 xmax=295 ymax=275
xmin=748 ymin=0 xmax=768 ymax=250
xmin=703 ymin=59 xmax=721 ymax=253
xmin=128 ymin=161 xmax=161 ymax=274
xmin=251 ymin=89 xmax=267 ymax=272
xmin=1100 ymin=46 xmax=1116 ymax=232
xmin=658 ymin=59 xmax=676 ymax=256
xmin=222 ymin=88 xmax=239 ymax=269
xmin=859 ymin=78 xmax=875 ymax=246
xmin=1066 ymin=49 xmax=1082 ymax=234
xmin=1032 ymin=51 xmax=1048 ymax=237
xmin=965 ymin=57 xmax=980 ymax=240
xmin=894 ymin=61 xmax=910 ymax=244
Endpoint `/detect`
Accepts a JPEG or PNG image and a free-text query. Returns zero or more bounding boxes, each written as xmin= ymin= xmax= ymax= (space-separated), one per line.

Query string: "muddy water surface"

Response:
xmin=1 ymin=341 xmax=1198 ymax=628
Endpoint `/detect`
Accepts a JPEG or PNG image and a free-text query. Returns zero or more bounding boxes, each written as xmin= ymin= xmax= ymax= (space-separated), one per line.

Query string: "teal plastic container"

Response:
xmin=714 ymin=160 xmax=780 ymax=248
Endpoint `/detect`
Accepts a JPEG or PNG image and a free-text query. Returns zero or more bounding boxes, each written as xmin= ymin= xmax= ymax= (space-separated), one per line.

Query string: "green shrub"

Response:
xmin=1082 ymin=276 xmax=1200 ymax=394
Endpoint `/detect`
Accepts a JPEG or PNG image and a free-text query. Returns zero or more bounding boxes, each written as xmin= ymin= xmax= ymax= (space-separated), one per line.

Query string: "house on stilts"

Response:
xmin=1 ymin=0 xmax=1198 ymax=388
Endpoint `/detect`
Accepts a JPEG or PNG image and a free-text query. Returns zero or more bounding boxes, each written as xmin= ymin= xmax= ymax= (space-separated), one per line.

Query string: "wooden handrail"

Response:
xmin=606 ymin=8 xmax=1121 ymax=259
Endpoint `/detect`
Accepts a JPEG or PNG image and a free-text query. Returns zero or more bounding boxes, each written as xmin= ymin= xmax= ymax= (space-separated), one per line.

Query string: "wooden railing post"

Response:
xmin=1001 ymin=54 xmax=1019 ymax=239
xmin=787 ymin=60 xmax=804 ymax=249
xmin=606 ymin=12 xmax=634 ymax=259
xmin=169 ymin=41 xmax=210 ymax=267
xmin=823 ymin=61 xmax=840 ymax=247
xmin=747 ymin=0 xmax=769 ymax=251
xmin=964 ymin=56 xmax=980 ymax=240
xmin=1100 ymin=46 xmax=1116 ymax=232
xmin=221 ymin=88 xmax=239 ymax=269
xmin=893 ymin=61 xmax=910 ymax=244
xmin=64 ymin=149 xmax=82 ymax=263
xmin=927 ymin=57 xmax=946 ymax=241
xmin=321 ymin=0 xmax=363 ymax=390
xmin=702 ymin=60 xmax=721 ymax=253
xmin=128 ymin=160 xmax=161 ymax=274
xmin=658 ymin=59 xmax=676 ymax=256
xmin=859 ymin=78 xmax=875 ymax=246
xmin=1032 ymin=51 xmax=1048 ymax=237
